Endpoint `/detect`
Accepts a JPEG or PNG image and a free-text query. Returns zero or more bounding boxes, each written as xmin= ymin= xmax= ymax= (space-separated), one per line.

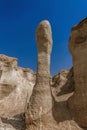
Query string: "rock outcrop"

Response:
xmin=0 ymin=18 xmax=87 ymax=130
xmin=0 ymin=55 xmax=82 ymax=130
xmin=0 ymin=56 xmax=84 ymax=130
xmin=52 ymin=68 xmax=74 ymax=98
xmin=25 ymin=20 xmax=59 ymax=130
xmin=0 ymin=54 xmax=36 ymax=130
xmin=68 ymin=18 xmax=87 ymax=128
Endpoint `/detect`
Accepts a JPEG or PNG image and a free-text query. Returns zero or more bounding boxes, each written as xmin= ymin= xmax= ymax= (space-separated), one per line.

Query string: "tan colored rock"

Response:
xmin=68 ymin=18 xmax=87 ymax=127
xmin=52 ymin=68 xmax=74 ymax=99
xmin=0 ymin=19 xmax=86 ymax=130
xmin=25 ymin=20 xmax=59 ymax=130
xmin=51 ymin=68 xmax=84 ymax=130
xmin=0 ymin=54 xmax=83 ymax=130
xmin=0 ymin=54 xmax=35 ymax=130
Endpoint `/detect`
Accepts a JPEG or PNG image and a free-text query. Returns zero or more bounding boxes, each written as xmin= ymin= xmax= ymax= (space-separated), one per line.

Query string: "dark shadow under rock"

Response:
xmin=52 ymin=68 xmax=75 ymax=97
xmin=57 ymin=68 xmax=75 ymax=96
xmin=52 ymin=95 xmax=72 ymax=123
xmin=1 ymin=113 xmax=26 ymax=130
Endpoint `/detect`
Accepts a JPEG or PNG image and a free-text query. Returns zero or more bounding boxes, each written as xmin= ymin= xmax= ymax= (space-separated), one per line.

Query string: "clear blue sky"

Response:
xmin=0 ymin=0 xmax=87 ymax=75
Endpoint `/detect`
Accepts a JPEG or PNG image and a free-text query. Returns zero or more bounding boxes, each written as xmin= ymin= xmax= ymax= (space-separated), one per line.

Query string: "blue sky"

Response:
xmin=0 ymin=0 xmax=87 ymax=75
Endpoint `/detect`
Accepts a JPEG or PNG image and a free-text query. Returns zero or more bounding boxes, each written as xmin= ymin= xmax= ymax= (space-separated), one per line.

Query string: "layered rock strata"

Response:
xmin=68 ymin=18 xmax=87 ymax=127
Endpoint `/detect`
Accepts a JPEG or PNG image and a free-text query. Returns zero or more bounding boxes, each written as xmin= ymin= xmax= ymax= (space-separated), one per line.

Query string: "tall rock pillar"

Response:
xmin=26 ymin=20 xmax=58 ymax=130
xmin=68 ymin=18 xmax=87 ymax=127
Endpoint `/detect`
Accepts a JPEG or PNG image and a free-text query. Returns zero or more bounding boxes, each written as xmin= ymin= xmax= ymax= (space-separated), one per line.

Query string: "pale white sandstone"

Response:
xmin=0 ymin=54 xmax=35 ymax=130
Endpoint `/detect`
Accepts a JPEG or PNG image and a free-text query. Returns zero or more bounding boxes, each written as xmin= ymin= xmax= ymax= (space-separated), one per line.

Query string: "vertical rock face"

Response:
xmin=68 ymin=18 xmax=87 ymax=127
xmin=26 ymin=20 xmax=58 ymax=130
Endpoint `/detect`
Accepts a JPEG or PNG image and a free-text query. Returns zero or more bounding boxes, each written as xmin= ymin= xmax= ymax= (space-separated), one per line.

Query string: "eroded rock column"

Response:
xmin=68 ymin=18 xmax=87 ymax=127
xmin=26 ymin=20 xmax=58 ymax=130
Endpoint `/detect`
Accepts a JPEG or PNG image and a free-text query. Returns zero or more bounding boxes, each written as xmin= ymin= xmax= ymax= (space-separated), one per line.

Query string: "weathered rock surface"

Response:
xmin=68 ymin=18 xmax=87 ymax=127
xmin=0 ymin=54 xmax=36 ymax=130
xmin=25 ymin=20 xmax=59 ymax=130
xmin=25 ymin=20 xmax=83 ymax=130
xmin=0 ymin=54 xmax=84 ymax=130
xmin=0 ymin=18 xmax=87 ymax=130
xmin=52 ymin=68 xmax=74 ymax=99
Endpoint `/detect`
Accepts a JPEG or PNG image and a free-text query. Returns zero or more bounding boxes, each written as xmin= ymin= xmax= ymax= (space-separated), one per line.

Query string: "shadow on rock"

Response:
xmin=1 ymin=113 xmax=26 ymax=130
xmin=52 ymin=96 xmax=72 ymax=123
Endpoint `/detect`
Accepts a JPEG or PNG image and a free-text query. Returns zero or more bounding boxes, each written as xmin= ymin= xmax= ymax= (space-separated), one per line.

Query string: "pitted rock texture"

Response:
xmin=25 ymin=20 xmax=58 ymax=130
xmin=68 ymin=18 xmax=87 ymax=127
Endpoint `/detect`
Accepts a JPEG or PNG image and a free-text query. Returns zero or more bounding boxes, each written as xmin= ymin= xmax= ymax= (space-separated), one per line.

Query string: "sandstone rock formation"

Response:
xmin=0 ymin=55 xmax=83 ymax=130
xmin=51 ymin=68 xmax=83 ymax=130
xmin=0 ymin=54 xmax=36 ymax=130
xmin=25 ymin=20 xmax=59 ymax=130
xmin=52 ymin=68 xmax=74 ymax=98
xmin=68 ymin=18 xmax=87 ymax=128
xmin=0 ymin=19 xmax=87 ymax=130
